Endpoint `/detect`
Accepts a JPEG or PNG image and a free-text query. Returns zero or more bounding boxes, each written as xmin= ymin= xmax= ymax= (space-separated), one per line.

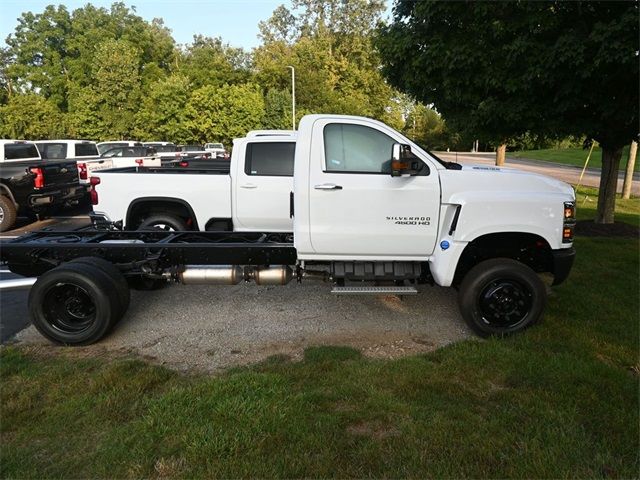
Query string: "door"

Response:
xmin=234 ymin=141 xmax=295 ymax=232
xmin=308 ymin=119 xmax=441 ymax=257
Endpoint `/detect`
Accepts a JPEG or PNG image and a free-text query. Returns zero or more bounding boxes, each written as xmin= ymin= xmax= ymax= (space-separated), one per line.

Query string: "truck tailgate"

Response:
xmin=83 ymin=159 xmax=114 ymax=182
xmin=41 ymin=161 xmax=79 ymax=186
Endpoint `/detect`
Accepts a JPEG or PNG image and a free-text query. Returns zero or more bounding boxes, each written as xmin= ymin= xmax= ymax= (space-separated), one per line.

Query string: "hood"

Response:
xmin=440 ymin=164 xmax=575 ymax=203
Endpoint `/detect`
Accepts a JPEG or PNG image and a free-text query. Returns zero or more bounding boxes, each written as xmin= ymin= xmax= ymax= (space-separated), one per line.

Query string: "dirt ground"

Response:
xmin=14 ymin=281 xmax=473 ymax=372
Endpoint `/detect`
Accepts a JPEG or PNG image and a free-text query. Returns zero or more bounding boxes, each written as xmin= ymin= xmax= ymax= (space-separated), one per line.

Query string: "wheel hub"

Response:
xmin=43 ymin=283 xmax=96 ymax=333
xmin=479 ymin=280 xmax=532 ymax=328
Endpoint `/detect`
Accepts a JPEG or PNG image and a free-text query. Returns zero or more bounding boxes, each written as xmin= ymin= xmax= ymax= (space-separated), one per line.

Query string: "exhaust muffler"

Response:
xmin=179 ymin=265 xmax=244 ymax=285
xmin=178 ymin=265 xmax=294 ymax=286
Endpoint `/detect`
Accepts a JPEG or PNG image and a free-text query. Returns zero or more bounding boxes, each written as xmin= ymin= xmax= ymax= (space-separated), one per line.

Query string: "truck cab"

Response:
xmin=293 ymin=115 xmax=575 ymax=288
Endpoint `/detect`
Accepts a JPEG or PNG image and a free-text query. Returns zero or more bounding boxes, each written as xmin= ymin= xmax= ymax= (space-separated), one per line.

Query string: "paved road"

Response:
xmin=436 ymin=152 xmax=640 ymax=196
xmin=0 ymin=271 xmax=29 ymax=342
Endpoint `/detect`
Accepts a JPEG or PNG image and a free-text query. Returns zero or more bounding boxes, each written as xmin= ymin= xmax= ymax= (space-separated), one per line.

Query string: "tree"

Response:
xmin=4 ymin=2 xmax=175 ymax=111
xmin=134 ymin=75 xmax=192 ymax=143
xmin=177 ymin=35 xmax=252 ymax=89
xmin=263 ymin=88 xmax=292 ymax=130
xmin=377 ymin=0 xmax=639 ymax=223
xmin=0 ymin=94 xmax=64 ymax=139
xmin=66 ymin=86 xmax=103 ymax=139
xmin=255 ymin=0 xmax=398 ymax=123
xmin=184 ymin=83 xmax=265 ymax=145
xmin=403 ymin=104 xmax=450 ymax=150
xmin=92 ymin=39 xmax=142 ymax=139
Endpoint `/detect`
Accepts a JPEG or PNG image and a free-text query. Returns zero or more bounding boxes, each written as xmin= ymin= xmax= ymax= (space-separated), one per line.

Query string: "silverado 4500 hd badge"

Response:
xmin=386 ymin=216 xmax=431 ymax=226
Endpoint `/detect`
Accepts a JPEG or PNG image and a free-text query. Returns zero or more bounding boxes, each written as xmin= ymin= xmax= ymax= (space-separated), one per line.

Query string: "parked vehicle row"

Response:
xmin=0 ymin=136 xmax=230 ymax=231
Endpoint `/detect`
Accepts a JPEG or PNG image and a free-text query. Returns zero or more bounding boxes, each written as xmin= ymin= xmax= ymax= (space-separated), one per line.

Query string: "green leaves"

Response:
xmin=184 ymin=83 xmax=266 ymax=145
xmin=377 ymin=0 xmax=639 ymax=149
xmin=0 ymin=94 xmax=64 ymax=139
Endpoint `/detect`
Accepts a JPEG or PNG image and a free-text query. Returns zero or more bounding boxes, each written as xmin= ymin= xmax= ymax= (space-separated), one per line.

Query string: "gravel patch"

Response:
xmin=15 ymin=281 xmax=472 ymax=372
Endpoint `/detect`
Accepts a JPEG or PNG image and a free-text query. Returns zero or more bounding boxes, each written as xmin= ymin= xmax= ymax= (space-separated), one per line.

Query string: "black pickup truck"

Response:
xmin=0 ymin=140 xmax=87 ymax=232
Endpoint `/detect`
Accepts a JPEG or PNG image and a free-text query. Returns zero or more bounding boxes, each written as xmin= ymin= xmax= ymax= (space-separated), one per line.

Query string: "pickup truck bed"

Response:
xmin=92 ymin=166 xmax=233 ymax=231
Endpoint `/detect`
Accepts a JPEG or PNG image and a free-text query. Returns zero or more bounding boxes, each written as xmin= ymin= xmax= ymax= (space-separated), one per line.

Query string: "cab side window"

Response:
xmin=245 ymin=142 xmax=295 ymax=176
xmin=323 ymin=123 xmax=396 ymax=174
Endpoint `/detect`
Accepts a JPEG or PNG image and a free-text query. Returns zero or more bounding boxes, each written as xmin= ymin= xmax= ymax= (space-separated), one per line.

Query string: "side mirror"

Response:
xmin=391 ymin=143 xmax=423 ymax=177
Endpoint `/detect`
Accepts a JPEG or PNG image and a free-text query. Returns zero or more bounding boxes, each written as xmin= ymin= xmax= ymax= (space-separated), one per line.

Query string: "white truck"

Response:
xmin=91 ymin=132 xmax=296 ymax=231
xmin=204 ymin=142 xmax=228 ymax=159
xmin=1 ymin=114 xmax=576 ymax=344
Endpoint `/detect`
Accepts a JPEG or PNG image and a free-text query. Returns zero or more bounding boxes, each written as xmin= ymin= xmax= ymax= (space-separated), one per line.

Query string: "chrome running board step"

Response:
xmin=331 ymin=286 xmax=418 ymax=295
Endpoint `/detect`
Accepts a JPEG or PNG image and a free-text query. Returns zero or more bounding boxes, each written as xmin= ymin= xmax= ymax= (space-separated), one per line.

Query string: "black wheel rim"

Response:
xmin=42 ymin=283 xmax=96 ymax=334
xmin=478 ymin=279 xmax=533 ymax=329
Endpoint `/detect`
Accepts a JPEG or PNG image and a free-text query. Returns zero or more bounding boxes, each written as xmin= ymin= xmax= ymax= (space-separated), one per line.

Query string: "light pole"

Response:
xmin=286 ymin=65 xmax=296 ymax=131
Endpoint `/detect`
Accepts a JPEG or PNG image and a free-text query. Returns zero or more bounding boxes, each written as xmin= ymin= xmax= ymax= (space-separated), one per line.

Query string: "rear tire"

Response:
xmin=0 ymin=195 xmax=17 ymax=232
xmin=137 ymin=214 xmax=187 ymax=231
xmin=29 ymin=262 xmax=122 ymax=345
xmin=458 ymin=258 xmax=547 ymax=337
xmin=69 ymin=257 xmax=130 ymax=320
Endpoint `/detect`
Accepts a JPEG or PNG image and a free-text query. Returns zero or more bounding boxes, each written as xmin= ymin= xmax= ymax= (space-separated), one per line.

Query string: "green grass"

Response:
xmin=511 ymin=145 xmax=637 ymax=171
xmin=575 ymin=185 xmax=640 ymax=226
xmin=1 ymin=194 xmax=638 ymax=478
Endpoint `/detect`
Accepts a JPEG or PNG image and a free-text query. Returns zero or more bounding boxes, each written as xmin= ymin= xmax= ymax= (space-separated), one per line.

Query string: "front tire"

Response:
xmin=29 ymin=262 xmax=122 ymax=345
xmin=458 ymin=258 xmax=547 ymax=337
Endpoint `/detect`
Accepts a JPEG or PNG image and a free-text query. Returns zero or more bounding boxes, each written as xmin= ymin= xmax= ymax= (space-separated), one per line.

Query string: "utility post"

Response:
xmin=286 ymin=66 xmax=296 ymax=131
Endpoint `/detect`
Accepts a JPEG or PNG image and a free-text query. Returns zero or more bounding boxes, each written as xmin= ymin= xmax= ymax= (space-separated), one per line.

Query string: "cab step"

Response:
xmin=331 ymin=286 xmax=418 ymax=295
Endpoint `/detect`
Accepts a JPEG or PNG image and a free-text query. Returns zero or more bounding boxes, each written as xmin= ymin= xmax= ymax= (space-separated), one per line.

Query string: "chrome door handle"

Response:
xmin=240 ymin=184 xmax=257 ymax=189
xmin=314 ymin=183 xmax=343 ymax=190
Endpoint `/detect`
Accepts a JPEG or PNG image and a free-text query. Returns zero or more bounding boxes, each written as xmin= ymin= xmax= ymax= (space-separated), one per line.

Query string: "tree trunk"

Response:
xmin=495 ymin=144 xmax=506 ymax=166
xmin=595 ymin=146 xmax=623 ymax=224
xmin=622 ymin=140 xmax=637 ymax=199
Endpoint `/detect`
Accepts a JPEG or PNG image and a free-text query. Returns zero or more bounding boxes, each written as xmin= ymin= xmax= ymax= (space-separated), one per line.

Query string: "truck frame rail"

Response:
xmin=1 ymin=229 xmax=296 ymax=277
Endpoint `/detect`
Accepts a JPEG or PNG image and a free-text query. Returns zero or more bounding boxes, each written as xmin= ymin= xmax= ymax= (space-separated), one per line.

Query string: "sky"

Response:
xmin=0 ymin=0 xmax=297 ymax=50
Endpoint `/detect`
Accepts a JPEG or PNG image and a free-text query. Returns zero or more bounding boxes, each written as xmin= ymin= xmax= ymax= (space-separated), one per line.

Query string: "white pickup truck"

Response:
xmin=91 ymin=132 xmax=296 ymax=231
xmin=3 ymin=114 xmax=576 ymax=343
